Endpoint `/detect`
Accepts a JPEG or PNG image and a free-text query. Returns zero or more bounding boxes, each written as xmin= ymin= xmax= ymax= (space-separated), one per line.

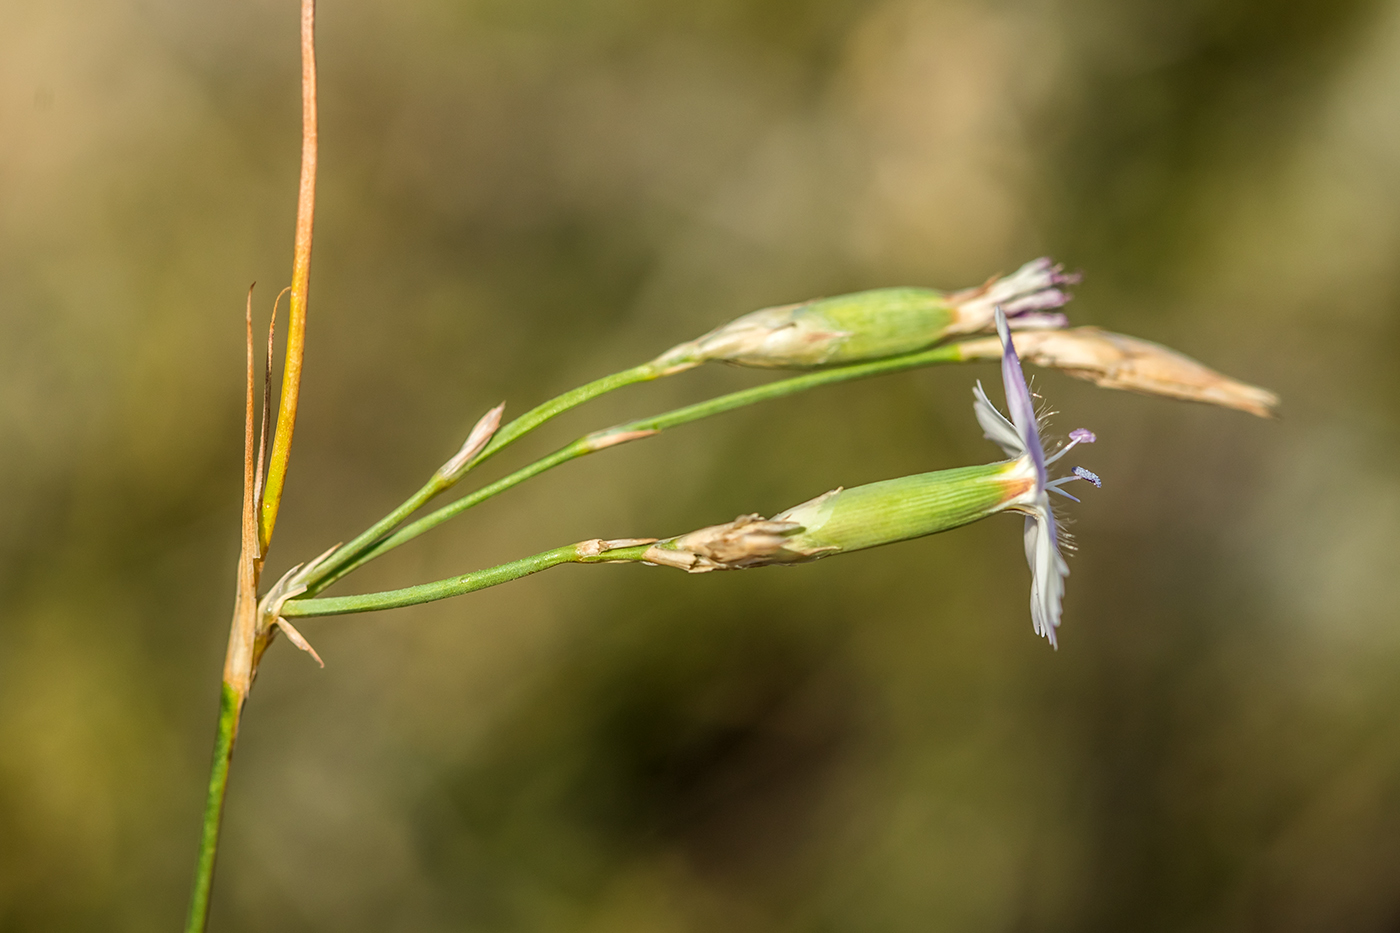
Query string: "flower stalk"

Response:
xmin=276 ymin=459 xmax=1026 ymax=619
xmin=281 ymin=539 xmax=656 ymax=618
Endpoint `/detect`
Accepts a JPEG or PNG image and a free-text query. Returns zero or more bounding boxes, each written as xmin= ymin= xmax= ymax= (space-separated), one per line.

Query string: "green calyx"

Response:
xmin=791 ymin=288 xmax=958 ymax=365
xmin=642 ymin=460 xmax=1028 ymax=573
xmin=777 ymin=460 xmax=1023 ymax=555
xmin=656 ymin=287 xmax=957 ymax=371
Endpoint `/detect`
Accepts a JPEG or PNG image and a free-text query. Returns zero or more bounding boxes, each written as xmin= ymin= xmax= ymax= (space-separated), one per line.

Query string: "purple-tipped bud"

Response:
xmin=945 ymin=257 xmax=1079 ymax=338
xmin=651 ymin=258 xmax=1078 ymax=374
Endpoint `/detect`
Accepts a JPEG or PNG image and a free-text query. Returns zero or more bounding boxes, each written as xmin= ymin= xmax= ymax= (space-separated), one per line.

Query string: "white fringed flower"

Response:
xmin=974 ymin=308 xmax=1101 ymax=647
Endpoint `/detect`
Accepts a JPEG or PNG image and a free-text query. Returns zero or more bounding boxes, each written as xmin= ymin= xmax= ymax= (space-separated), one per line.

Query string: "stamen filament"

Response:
xmin=1044 ymin=428 xmax=1096 ymax=465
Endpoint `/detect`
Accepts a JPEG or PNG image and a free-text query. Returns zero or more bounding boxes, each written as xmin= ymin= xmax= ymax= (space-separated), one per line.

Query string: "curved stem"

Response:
xmin=282 ymin=543 xmax=652 ymax=618
xmin=297 ymin=363 xmax=661 ymax=591
xmin=297 ymin=342 xmax=965 ymax=597
xmin=475 ymin=363 xmax=662 ymax=463
xmin=304 ymin=441 xmax=593 ymax=596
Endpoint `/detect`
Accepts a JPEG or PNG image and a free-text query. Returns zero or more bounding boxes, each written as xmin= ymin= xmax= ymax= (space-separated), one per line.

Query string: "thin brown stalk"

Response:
xmin=258 ymin=0 xmax=318 ymax=553
xmin=225 ymin=287 xmax=262 ymax=696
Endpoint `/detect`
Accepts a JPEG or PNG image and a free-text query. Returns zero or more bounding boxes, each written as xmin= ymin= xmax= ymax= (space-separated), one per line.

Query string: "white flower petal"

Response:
xmin=1023 ymin=505 xmax=1067 ymax=647
xmin=973 ymin=381 xmax=1025 ymax=458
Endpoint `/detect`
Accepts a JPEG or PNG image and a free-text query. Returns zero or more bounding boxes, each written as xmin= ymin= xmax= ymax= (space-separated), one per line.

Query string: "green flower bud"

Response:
xmin=652 ymin=258 xmax=1076 ymax=372
xmin=642 ymin=460 xmax=1032 ymax=572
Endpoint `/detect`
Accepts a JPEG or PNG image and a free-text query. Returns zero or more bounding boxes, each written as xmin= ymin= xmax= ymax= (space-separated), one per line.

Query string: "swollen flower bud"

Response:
xmin=954 ymin=327 xmax=1279 ymax=418
xmin=641 ymin=462 xmax=1032 ymax=572
xmin=652 ymin=258 xmax=1076 ymax=373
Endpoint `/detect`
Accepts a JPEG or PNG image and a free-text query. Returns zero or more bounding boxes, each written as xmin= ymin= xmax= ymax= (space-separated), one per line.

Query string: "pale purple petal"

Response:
xmin=972 ymin=304 xmax=1097 ymax=649
xmin=996 ymin=308 xmax=1046 ymax=485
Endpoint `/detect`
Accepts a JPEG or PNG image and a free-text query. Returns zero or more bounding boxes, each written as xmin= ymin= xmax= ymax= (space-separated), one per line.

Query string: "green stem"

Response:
xmin=185 ymin=683 xmax=241 ymax=933
xmin=300 ymin=363 xmax=661 ymax=589
xmin=298 ymin=342 xmax=965 ymax=597
xmin=477 ymin=363 xmax=662 ymax=462
xmin=282 ymin=543 xmax=652 ymax=618
xmin=305 ymin=444 xmax=594 ymax=596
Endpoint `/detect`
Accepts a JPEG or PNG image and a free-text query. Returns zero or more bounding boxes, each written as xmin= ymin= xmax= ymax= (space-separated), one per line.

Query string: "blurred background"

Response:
xmin=3 ymin=0 xmax=1399 ymax=929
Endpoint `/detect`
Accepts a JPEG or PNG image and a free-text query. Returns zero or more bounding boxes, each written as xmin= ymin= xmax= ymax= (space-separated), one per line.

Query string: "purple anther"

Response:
xmin=1072 ymin=466 xmax=1102 ymax=487
xmin=1069 ymin=428 xmax=1096 ymax=444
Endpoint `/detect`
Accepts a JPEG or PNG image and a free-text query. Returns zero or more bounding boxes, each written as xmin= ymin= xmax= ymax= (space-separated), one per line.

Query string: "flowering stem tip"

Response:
xmin=652 ymin=258 xmax=1076 ymax=371
xmin=646 ymin=306 xmax=1101 ymax=648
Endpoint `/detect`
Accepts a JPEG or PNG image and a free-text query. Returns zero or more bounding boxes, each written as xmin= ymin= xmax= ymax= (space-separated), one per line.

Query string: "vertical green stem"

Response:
xmin=185 ymin=683 xmax=242 ymax=933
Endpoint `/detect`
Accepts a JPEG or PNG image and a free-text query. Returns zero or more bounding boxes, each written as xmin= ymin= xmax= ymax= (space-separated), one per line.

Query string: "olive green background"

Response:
xmin=3 ymin=0 xmax=1398 ymax=929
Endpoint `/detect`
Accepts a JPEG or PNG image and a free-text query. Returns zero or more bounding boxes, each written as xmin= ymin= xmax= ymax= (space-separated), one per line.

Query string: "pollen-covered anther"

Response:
xmin=1072 ymin=466 xmax=1102 ymax=488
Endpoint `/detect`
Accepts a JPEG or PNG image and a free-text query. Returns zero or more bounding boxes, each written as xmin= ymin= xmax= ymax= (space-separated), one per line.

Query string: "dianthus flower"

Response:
xmin=973 ymin=308 xmax=1101 ymax=646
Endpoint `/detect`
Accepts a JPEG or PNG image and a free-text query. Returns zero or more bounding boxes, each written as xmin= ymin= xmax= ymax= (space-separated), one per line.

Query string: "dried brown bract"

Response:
xmin=642 ymin=514 xmax=826 ymax=572
xmin=957 ymin=327 xmax=1279 ymax=418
